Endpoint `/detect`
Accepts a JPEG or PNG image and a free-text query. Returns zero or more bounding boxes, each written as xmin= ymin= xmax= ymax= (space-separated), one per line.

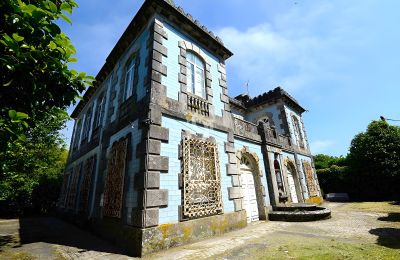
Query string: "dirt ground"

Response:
xmin=1 ymin=202 xmax=399 ymax=259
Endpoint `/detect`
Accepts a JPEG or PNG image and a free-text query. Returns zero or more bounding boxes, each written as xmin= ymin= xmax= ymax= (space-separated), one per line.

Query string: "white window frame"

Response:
xmin=186 ymin=52 xmax=206 ymax=98
xmin=124 ymin=58 xmax=136 ymax=101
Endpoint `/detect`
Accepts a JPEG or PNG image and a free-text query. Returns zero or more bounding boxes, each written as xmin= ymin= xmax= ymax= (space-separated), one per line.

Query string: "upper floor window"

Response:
xmin=81 ymin=107 xmax=92 ymax=141
xmin=186 ymin=52 xmax=205 ymax=98
xmin=291 ymin=115 xmax=304 ymax=148
xmin=93 ymin=94 xmax=106 ymax=128
xmin=73 ymin=119 xmax=82 ymax=149
xmin=124 ymin=57 xmax=136 ymax=101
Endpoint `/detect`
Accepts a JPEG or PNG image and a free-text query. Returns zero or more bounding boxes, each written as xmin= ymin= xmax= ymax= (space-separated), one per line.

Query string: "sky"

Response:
xmin=60 ymin=0 xmax=400 ymax=156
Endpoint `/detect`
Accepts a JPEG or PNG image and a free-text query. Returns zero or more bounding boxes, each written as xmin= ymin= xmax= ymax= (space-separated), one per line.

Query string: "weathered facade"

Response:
xmin=58 ymin=0 xmax=322 ymax=256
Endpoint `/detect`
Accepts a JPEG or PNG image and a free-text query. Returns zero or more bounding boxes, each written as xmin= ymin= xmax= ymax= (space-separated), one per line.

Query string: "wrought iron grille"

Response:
xmin=303 ymin=161 xmax=318 ymax=197
xmin=182 ymin=136 xmax=223 ymax=219
xmin=103 ymin=137 xmax=128 ymax=218
xmin=79 ymin=156 xmax=95 ymax=213
xmin=59 ymin=170 xmax=71 ymax=207
xmin=66 ymin=164 xmax=81 ymax=209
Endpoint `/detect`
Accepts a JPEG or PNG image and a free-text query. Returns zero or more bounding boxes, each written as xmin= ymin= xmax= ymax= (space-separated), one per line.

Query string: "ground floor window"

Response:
xmin=181 ymin=136 xmax=223 ymax=219
xmin=103 ymin=137 xmax=128 ymax=218
xmin=303 ymin=161 xmax=318 ymax=197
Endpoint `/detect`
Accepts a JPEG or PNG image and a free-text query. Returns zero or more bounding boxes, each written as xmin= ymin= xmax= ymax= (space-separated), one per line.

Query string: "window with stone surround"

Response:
xmin=181 ymin=135 xmax=223 ymax=219
xmin=186 ymin=52 xmax=206 ymax=98
xmin=93 ymin=93 xmax=106 ymax=129
xmin=72 ymin=119 xmax=82 ymax=150
xmin=103 ymin=137 xmax=129 ymax=218
xmin=124 ymin=56 xmax=136 ymax=101
xmin=292 ymin=115 xmax=304 ymax=148
xmin=302 ymin=161 xmax=318 ymax=197
xmin=81 ymin=107 xmax=92 ymax=142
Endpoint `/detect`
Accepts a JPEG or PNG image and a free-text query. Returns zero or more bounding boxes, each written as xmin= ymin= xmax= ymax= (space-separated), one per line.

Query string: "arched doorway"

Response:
xmin=240 ymin=155 xmax=259 ymax=222
xmin=286 ymin=162 xmax=303 ymax=203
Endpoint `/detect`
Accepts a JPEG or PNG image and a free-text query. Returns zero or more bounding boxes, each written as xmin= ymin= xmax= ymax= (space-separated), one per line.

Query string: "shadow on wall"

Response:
xmin=17 ymin=217 xmax=126 ymax=255
xmin=369 ymin=227 xmax=400 ymax=249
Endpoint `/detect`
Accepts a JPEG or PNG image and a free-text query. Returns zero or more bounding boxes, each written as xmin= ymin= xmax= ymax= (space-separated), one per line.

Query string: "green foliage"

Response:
xmin=316 ymin=120 xmax=400 ymax=201
xmin=0 ymin=109 xmax=69 ymax=216
xmin=314 ymin=154 xmax=347 ymax=170
xmin=315 ymin=154 xmax=350 ymax=196
xmin=0 ymin=0 xmax=93 ymax=147
xmin=347 ymin=120 xmax=400 ymax=201
xmin=0 ymin=0 xmax=90 ymax=216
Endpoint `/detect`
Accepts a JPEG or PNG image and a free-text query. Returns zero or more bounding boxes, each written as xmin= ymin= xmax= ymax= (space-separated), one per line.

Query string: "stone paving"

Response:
xmin=0 ymin=202 xmax=399 ymax=259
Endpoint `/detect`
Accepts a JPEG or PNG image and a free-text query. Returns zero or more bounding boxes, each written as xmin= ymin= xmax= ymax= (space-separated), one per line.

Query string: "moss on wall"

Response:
xmin=142 ymin=211 xmax=247 ymax=256
xmin=305 ymin=196 xmax=323 ymax=204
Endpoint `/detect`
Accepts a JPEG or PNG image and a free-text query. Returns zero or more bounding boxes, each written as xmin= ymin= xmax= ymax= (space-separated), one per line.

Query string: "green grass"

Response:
xmin=250 ymin=236 xmax=400 ymax=260
xmin=0 ymin=251 xmax=35 ymax=260
xmin=339 ymin=201 xmax=400 ymax=214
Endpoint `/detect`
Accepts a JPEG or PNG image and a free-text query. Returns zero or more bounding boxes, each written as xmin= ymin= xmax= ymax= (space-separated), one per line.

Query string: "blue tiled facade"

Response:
xmin=159 ymin=115 xmax=233 ymax=224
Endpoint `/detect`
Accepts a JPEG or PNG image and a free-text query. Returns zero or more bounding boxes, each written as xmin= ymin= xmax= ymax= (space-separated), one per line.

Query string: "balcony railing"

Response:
xmin=233 ymin=117 xmax=260 ymax=140
xmin=187 ymin=94 xmax=210 ymax=116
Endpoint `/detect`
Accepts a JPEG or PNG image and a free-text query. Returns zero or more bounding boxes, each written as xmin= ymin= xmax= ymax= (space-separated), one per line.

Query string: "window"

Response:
xmin=186 ymin=52 xmax=206 ymax=98
xmin=94 ymin=94 xmax=106 ymax=128
xmin=73 ymin=119 xmax=82 ymax=149
xmin=257 ymin=116 xmax=270 ymax=125
xmin=274 ymin=159 xmax=285 ymax=195
xmin=292 ymin=115 xmax=304 ymax=148
xmin=103 ymin=137 xmax=129 ymax=218
xmin=81 ymin=107 xmax=92 ymax=141
xmin=124 ymin=58 xmax=136 ymax=100
xmin=181 ymin=136 xmax=223 ymax=219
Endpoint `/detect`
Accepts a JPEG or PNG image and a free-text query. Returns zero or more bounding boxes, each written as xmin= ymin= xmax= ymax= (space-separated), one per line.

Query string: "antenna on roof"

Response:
xmin=245 ymin=80 xmax=249 ymax=96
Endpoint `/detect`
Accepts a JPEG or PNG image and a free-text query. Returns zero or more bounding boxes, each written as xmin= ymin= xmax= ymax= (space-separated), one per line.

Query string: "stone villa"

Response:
xmin=58 ymin=0 xmax=322 ymax=256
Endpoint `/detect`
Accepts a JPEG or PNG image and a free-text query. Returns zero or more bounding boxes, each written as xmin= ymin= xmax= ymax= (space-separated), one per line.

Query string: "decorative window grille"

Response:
xmin=303 ymin=161 xmax=318 ymax=197
xmin=66 ymin=164 xmax=82 ymax=209
xmin=79 ymin=156 xmax=96 ymax=213
xmin=103 ymin=137 xmax=128 ymax=218
xmin=186 ymin=52 xmax=206 ymax=98
xmin=181 ymin=136 xmax=223 ymax=219
xmin=59 ymin=170 xmax=71 ymax=207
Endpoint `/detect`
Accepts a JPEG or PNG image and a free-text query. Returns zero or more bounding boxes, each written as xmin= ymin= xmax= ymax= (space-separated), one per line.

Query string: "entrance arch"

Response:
xmin=240 ymin=155 xmax=259 ymax=222
xmin=285 ymin=161 xmax=303 ymax=203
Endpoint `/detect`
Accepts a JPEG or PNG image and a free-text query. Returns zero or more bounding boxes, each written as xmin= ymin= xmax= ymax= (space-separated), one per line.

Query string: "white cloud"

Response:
xmin=215 ymin=1 xmax=357 ymax=95
xmin=310 ymin=140 xmax=334 ymax=154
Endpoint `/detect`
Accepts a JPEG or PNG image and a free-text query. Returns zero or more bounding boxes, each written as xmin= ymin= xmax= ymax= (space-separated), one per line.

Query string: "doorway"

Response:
xmin=240 ymin=156 xmax=259 ymax=222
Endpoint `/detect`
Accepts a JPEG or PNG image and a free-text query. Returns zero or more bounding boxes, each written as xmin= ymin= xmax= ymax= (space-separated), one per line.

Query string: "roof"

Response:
xmin=71 ymin=0 xmax=233 ymax=118
xmin=229 ymin=87 xmax=307 ymax=113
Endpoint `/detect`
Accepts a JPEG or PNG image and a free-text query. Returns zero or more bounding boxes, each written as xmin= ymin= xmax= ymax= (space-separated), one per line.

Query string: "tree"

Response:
xmin=0 ymin=0 xmax=93 ymax=148
xmin=314 ymin=154 xmax=349 ymax=195
xmin=0 ymin=108 xmax=69 ymax=216
xmin=0 ymin=0 xmax=92 ymax=216
xmin=347 ymin=120 xmax=400 ymax=200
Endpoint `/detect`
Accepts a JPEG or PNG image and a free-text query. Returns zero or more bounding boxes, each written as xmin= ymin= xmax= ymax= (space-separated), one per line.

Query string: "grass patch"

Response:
xmin=0 ymin=251 xmax=35 ymax=260
xmin=340 ymin=202 xmax=400 ymax=214
xmin=249 ymin=236 xmax=400 ymax=260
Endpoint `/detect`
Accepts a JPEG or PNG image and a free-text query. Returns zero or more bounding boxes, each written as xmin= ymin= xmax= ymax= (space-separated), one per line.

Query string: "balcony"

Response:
xmin=233 ymin=117 xmax=261 ymax=141
xmin=187 ymin=94 xmax=210 ymax=116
